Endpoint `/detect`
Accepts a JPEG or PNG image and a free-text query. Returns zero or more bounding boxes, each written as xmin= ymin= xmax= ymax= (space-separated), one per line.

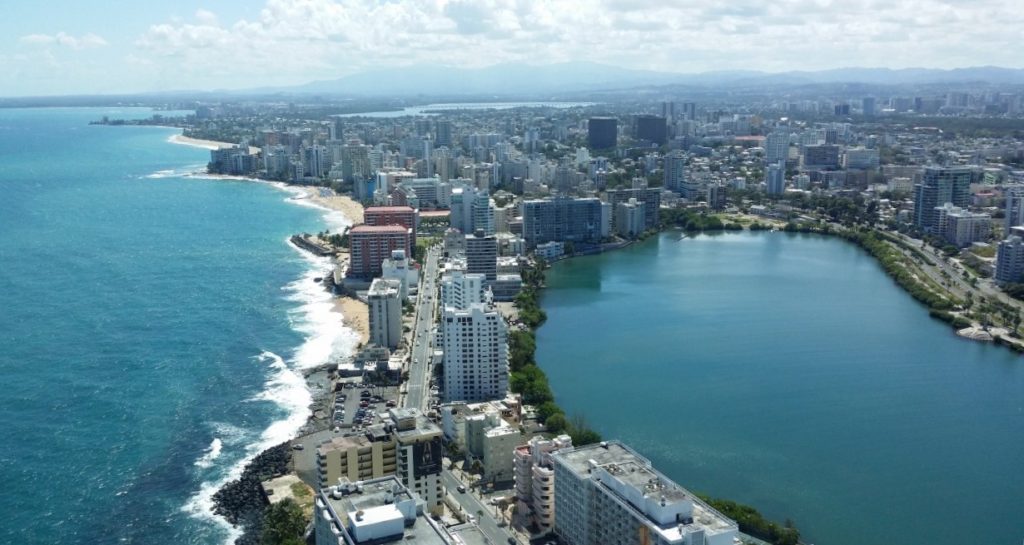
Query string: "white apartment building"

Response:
xmin=441 ymin=303 xmax=509 ymax=403
xmin=368 ymin=278 xmax=402 ymax=349
xmin=553 ymin=441 xmax=738 ymax=545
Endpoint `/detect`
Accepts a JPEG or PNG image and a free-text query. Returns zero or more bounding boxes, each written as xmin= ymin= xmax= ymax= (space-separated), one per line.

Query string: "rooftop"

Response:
xmin=366 ymin=206 xmax=416 ymax=213
xmin=319 ymin=477 xmax=453 ymax=545
xmin=351 ymin=225 xmax=410 ymax=234
xmin=555 ymin=441 xmax=737 ymax=541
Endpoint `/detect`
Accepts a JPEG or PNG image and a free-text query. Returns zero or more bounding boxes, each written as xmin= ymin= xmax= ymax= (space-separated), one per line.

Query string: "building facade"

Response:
xmin=349 ymin=225 xmax=412 ymax=279
xmin=441 ymin=304 xmax=509 ymax=403
xmin=368 ymin=278 xmax=402 ymax=349
xmin=521 ymin=197 xmax=605 ymax=249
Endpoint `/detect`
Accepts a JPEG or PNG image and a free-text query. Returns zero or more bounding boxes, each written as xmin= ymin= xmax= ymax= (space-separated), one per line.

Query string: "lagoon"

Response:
xmin=536 ymin=231 xmax=1024 ymax=545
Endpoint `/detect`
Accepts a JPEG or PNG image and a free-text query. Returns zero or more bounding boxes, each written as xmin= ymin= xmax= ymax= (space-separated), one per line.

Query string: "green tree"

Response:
xmin=261 ymin=499 xmax=308 ymax=545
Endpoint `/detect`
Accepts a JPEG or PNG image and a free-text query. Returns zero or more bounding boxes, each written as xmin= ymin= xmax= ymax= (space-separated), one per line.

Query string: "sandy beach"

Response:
xmin=169 ymin=133 xmax=261 ymax=154
xmin=297 ymin=187 xmax=365 ymax=225
xmin=334 ymin=296 xmax=369 ymax=345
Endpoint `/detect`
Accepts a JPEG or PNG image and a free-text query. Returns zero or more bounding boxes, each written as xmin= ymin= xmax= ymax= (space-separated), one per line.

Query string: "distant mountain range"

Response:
xmin=250 ymin=62 xmax=1024 ymax=97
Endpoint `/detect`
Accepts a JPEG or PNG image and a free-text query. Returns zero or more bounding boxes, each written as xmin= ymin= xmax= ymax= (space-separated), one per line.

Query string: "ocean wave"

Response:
xmin=181 ymin=351 xmax=313 ymax=544
xmin=193 ymin=438 xmax=224 ymax=469
xmin=282 ymin=244 xmax=360 ymax=370
xmin=144 ymin=166 xmax=207 ymax=179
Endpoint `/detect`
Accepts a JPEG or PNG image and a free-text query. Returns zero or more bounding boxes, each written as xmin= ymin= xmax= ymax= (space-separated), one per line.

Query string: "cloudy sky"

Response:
xmin=2 ymin=0 xmax=1022 ymax=96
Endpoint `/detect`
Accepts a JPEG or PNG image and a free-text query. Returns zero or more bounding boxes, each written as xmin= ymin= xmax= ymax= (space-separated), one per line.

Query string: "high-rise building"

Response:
xmin=513 ymin=434 xmax=573 ymax=533
xmin=587 ymin=117 xmax=618 ymax=150
xmin=465 ymin=230 xmax=498 ymax=283
xmin=862 ymin=97 xmax=876 ymax=117
xmin=365 ymin=206 xmax=418 ymax=247
xmin=802 ymin=144 xmax=841 ymax=169
xmin=348 ymin=225 xmax=412 ymax=279
xmin=764 ymin=131 xmax=789 ymax=165
xmin=472 ymin=191 xmax=496 ymax=235
xmin=521 ymin=197 xmax=605 ymax=249
xmin=552 ymin=441 xmax=738 ymax=545
xmin=664 ymin=151 xmax=687 ymax=195
xmin=634 ymin=115 xmax=667 ymax=145
xmin=368 ymin=278 xmax=402 ymax=349
xmin=441 ymin=303 xmax=509 ymax=403
xmin=440 ymin=271 xmax=488 ymax=310
xmin=605 ymin=188 xmax=661 ymax=231
xmin=766 ymin=162 xmax=786 ymax=195
xmin=844 ymin=147 xmax=880 ymax=170
xmin=1004 ymin=185 xmax=1024 ymax=232
xmin=434 ymin=120 xmax=452 ymax=147
xmin=614 ymin=198 xmax=646 ymax=238
xmin=661 ymin=101 xmax=675 ymax=120
xmin=913 ymin=166 xmax=974 ymax=233
xmin=681 ymin=102 xmax=697 ymax=121
xmin=996 ymin=235 xmax=1024 ymax=283
xmin=315 ymin=409 xmax=446 ymax=517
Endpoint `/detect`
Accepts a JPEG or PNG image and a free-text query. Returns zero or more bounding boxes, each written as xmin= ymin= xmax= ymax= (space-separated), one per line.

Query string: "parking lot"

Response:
xmin=329 ymin=380 xmax=400 ymax=431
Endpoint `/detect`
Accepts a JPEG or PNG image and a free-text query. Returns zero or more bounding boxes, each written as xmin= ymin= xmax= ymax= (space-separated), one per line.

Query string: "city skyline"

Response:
xmin=3 ymin=0 xmax=1024 ymax=96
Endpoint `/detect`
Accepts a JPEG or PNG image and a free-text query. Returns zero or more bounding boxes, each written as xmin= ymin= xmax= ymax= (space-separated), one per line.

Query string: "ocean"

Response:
xmin=537 ymin=232 xmax=1024 ymax=545
xmin=0 ymin=108 xmax=358 ymax=544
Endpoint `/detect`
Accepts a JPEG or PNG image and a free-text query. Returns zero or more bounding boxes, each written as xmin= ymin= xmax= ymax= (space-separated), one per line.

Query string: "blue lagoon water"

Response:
xmin=537 ymin=232 xmax=1024 ymax=545
xmin=0 ymin=108 xmax=358 ymax=544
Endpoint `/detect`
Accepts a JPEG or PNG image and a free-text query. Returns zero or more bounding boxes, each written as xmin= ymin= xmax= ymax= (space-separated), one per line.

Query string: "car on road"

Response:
xmin=457 ymin=484 xmax=466 ymax=493
xmin=292 ymin=443 xmax=304 ymax=450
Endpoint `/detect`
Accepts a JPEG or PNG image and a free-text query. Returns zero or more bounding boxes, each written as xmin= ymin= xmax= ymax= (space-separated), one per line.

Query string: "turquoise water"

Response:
xmin=536 ymin=232 xmax=1024 ymax=545
xmin=0 ymin=108 xmax=357 ymax=544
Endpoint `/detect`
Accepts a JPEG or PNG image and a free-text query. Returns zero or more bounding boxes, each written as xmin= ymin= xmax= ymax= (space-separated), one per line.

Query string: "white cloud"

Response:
xmin=20 ymin=32 xmax=108 ymax=50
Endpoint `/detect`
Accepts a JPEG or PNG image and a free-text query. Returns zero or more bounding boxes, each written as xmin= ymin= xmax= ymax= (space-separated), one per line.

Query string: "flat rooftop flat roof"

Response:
xmin=321 ymin=477 xmax=452 ymax=545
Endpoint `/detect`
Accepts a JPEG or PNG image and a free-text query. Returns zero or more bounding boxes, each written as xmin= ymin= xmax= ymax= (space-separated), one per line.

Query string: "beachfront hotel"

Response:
xmin=552 ymin=441 xmax=739 ymax=545
xmin=348 ymin=225 xmax=412 ymax=279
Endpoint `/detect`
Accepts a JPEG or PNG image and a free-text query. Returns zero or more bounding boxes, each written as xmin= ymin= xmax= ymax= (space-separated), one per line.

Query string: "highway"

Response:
xmin=404 ymin=245 xmax=440 ymax=411
xmin=441 ymin=469 xmax=516 ymax=545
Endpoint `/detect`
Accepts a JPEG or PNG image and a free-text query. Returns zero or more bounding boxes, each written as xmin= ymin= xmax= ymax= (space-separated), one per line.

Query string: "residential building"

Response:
xmin=316 ymin=409 xmax=446 ymax=516
xmin=615 ymin=198 xmax=646 ymax=238
xmin=440 ymin=398 xmax=522 ymax=483
xmin=664 ymin=151 xmax=687 ymax=196
xmin=934 ymin=204 xmax=991 ymax=247
xmin=996 ymin=235 xmax=1024 ymax=283
xmin=605 ymin=188 xmax=661 ymax=231
xmin=844 ymin=147 xmax=880 ymax=170
xmin=368 ymin=278 xmax=402 ymax=349
xmin=314 ymin=476 xmax=456 ymax=545
xmin=390 ymin=409 xmax=445 ymax=515
xmin=380 ymin=249 xmax=418 ymax=301
xmin=764 ymin=131 xmax=789 ymax=165
xmin=465 ymin=229 xmax=498 ymax=283
xmin=588 ymin=117 xmax=618 ymax=149
xmin=1004 ymin=185 xmax=1024 ymax=232
xmin=440 ymin=271 xmax=488 ymax=310
xmin=441 ymin=303 xmax=509 ymax=403
xmin=317 ymin=435 xmax=397 ymax=489
xmin=514 ymin=435 xmax=573 ymax=532
xmin=521 ymin=197 xmax=605 ymax=249
xmin=552 ymin=441 xmax=739 ymax=545
xmin=365 ymin=206 xmax=418 ymax=248
xmin=348 ymin=225 xmax=412 ymax=279
xmin=766 ymin=162 xmax=786 ymax=195
xmin=913 ymin=166 xmax=974 ymax=233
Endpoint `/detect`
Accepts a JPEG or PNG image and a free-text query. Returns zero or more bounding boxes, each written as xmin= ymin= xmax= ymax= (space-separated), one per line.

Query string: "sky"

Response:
xmin=2 ymin=0 xmax=1023 ymax=96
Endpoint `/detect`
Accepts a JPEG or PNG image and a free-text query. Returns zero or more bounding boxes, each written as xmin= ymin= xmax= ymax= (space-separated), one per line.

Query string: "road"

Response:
xmin=441 ymin=468 xmax=516 ymax=545
xmin=404 ymin=246 xmax=440 ymax=411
